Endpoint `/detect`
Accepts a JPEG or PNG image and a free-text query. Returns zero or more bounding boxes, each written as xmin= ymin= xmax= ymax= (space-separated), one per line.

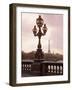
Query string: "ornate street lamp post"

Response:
xmin=32 ymin=15 xmax=48 ymax=59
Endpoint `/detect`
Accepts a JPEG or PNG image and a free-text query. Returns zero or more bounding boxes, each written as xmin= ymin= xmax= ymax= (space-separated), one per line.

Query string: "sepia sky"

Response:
xmin=21 ymin=13 xmax=63 ymax=54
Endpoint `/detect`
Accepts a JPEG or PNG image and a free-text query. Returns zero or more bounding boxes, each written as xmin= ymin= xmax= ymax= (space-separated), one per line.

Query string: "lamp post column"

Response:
xmin=32 ymin=15 xmax=48 ymax=60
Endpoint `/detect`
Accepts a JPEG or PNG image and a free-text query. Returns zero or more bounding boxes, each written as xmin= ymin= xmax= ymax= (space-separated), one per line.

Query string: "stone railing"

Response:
xmin=41 ymin=61 xmax=63 ymax=75
xmin=22 ymin=60 xmax=63 ymax=76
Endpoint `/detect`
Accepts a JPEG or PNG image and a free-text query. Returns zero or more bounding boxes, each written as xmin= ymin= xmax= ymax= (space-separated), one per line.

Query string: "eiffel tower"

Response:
xmin=48 ymin=40 xmax=51 ymax=54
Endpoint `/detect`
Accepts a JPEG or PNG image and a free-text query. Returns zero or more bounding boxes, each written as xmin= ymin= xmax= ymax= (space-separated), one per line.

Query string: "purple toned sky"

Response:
xmin=22 ymin=13 xmax=63 ymax=54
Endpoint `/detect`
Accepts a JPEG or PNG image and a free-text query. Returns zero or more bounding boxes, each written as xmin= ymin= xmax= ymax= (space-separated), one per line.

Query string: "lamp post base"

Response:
xmin=35 ymin=48 xmax=44 ymax=59
xmin=31 ymin=49 xmax=44 ymax=76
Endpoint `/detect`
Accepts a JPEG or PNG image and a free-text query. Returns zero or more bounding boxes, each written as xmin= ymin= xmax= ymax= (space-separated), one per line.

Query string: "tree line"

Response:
xmin=22 ymin=51 xmax=63 ymax=61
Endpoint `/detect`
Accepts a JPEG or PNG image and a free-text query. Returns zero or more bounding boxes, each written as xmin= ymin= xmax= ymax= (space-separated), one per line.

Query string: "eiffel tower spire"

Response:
xmin=48 ymin=40 xmax=51 ymax=54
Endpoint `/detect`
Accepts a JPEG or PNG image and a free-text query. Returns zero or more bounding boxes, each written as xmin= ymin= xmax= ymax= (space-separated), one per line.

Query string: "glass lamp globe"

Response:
xmin=36 ymin=15 xmax=44 ymax=27
xmin=43 ymin=24 xmax=47 ymax=34
xmin=32 ymin=25 xmax=37 ymax=35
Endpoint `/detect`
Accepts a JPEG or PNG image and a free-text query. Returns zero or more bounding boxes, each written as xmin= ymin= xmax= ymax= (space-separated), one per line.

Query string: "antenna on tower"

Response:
xmin=48 ymin=40 xmax=51 ymax=54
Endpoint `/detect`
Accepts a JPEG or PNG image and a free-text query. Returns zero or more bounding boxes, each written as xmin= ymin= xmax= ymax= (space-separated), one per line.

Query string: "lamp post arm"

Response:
xmin=34 ymin=34 xmax=38 ymax=36
xmin=42 ymin=32 xmax=45 ymax=36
